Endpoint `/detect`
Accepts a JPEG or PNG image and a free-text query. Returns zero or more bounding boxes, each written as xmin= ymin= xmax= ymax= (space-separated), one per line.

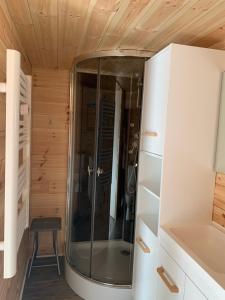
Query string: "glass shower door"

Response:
xmin=67 ymin=56 xmax=145 ymax=286
xmin=91 ymin=58 xmax=134 ymax=285
xmin=68 ymin=59 xmax=98 ymax=277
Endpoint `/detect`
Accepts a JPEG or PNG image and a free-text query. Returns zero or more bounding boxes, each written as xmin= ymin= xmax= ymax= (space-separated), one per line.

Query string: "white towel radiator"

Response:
xmin=0 ymin=49 xmax=32 ymax=278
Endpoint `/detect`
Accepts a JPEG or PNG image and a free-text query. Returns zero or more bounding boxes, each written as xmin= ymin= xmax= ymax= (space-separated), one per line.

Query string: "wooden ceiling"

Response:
xmin=5 ymin=0 xmax=225 ymax=69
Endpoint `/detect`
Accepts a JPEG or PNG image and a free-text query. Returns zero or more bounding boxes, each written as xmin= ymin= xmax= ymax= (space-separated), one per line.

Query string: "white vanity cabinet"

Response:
xmin=155 ymin=246 xmax=185 ymax=300
xmin=155 ymin=245 xmax=208 ymax=300
xmin=184 ymin=277 xmax=207 ymax=300
xmin=133 ymin=218 xmax=158 ymax=300
xmin=133 ymin=43 xmax=225 ymax=300
xmin=141 ymin=47 xmax=170 ymax=156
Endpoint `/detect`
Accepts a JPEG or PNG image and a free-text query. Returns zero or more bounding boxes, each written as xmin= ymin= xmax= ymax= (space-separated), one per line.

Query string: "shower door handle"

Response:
xmin=97 ymin=167 xmax=104 ymax=177
xmin=88 ymin=165 xmax=94 ymax=176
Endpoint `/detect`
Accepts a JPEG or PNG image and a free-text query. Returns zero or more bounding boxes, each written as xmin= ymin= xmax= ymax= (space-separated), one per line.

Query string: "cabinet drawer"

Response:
xmin=133 ymin=218 xmax=158 ymax=300
xmin=155 ymin=246 xmax=185 ymax=300
xmin=184 ymin=277 xmax=207 ymax=300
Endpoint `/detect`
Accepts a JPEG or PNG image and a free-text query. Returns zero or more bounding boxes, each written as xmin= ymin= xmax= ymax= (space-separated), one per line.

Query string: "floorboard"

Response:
xmin=22 ymin=257 xmax=83 ymax=300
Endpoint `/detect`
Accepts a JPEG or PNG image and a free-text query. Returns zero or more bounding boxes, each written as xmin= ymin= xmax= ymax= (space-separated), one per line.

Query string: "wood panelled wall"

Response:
xmin=31 ymin=68 xmax=70 ymax=255
xmin=213 ymin=173 xmax=225 ymax=227
xmin=0 ymin=1 xmax=31 ymax=299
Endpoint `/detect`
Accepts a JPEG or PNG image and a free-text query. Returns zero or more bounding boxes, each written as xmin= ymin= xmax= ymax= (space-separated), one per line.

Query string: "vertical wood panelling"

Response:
xmin=27 ymin=0 xmax=58 ymax=68
xmin=213 ymin=173 xmax=225 ymax=227
xmin=31 ymin=68 xmax=70 ymax=255
xmin=58 ymin=0 xmax=91 ymax=68
xmin=0 ymin=1 xmax=31 ymax=299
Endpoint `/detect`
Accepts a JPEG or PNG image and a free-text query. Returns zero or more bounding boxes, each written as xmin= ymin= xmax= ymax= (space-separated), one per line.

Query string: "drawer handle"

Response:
xmin=143 ymin=131 xmax=158 ymax=137
xmin=156 ymin=266 xmax=179 ymax=293
xmin=136 ymin=237 xmax=151 ymax=253
xmin=222 ymin=213 xmax=225 ymax=219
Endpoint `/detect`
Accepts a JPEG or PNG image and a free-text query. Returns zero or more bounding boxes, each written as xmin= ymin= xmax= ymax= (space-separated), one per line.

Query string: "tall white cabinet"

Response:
xmin=133 ymin=44 xmax=225 ymax=300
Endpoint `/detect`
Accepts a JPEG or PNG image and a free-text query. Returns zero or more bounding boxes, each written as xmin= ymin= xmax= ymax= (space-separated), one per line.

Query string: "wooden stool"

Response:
xmin=28 ymin=217 xmax=61 ymax=277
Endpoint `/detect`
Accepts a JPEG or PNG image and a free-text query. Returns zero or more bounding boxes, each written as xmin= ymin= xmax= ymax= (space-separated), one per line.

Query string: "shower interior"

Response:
xmin=67 ymin=57 xmax=145 ymax=286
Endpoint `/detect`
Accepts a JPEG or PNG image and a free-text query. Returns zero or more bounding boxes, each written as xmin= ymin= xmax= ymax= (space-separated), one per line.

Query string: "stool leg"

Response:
xmin=53 ymin=230 xmax=60 ymax=275
xmin=28 ymin=232 xmax=39 ymax=277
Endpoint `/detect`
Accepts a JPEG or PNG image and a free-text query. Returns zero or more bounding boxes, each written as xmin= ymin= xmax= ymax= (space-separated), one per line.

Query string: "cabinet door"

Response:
xmin=133 ymin=219 xmax=158 ymax=300
xmin=141 ymin=48 xmax=171 ymax=156
xmin=184 ymin=277 xmax=207 ymax=300
xmin=155 ymin=246 xmax=185 ymax=300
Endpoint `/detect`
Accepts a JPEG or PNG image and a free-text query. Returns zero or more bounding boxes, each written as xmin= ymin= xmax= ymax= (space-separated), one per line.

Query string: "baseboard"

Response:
xmin=19 ymin=259 xmax=29 ymax=300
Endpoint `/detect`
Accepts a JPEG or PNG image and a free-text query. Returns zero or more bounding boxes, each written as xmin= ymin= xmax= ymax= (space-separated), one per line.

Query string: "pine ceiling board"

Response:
xmin=97 ymin=0 xmax=149 ymax=50
xmin=5 ymin=0 xmax=32 ymax=24
xmin=0 ymin=0 xmax=31 ymax=73
xmin=102 ymin=0 xmax=158 ymax=50
xmin=143 ymin=0 xmax=222 ymax=50
xmin=58 ymin=0 xmax=91 ymax=68
xmin=6 ymin=0 xmax=225 ymax=69
xmin=190 ymin=25 xmax=225 ymax=49
xmin=75 ymin=0 xmax=98 ymax=55
xmin=8 ymin=24 xmax=42 ymax=65
xmin=77 ymin=0 xmax=120 ymax=55
xmin=27 ymin=0 xmax=58 ymax=68
xmin=120 ymin=0 xmax=189 ymax=49
xmin=209 ymin=39 xmax=225 ymax=51
xmin=160 ymin=1 xmax=225 ymax=49
xmin=187 ymin=12 xmax=225 ymax=48
xmin=6 ymin=0 xmax=42 ymax=65
xmin=127 ymin=0 xmax=199 ymax=50
xmin=96 ymin=0 xmax=130 ymax=50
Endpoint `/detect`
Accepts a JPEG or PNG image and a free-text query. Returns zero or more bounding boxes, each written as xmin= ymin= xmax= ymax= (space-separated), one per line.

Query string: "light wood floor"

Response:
xmin=22 ymin=257 xmax=83 ymax=300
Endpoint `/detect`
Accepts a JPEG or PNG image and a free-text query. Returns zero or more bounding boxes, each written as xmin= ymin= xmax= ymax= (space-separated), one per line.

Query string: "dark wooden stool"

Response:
xmin=28 ymin=217 xmax=61 ymax=277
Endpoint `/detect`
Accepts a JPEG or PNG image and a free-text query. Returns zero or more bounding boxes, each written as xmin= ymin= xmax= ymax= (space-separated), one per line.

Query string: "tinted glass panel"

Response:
xmin=68 ymin=59 xmax=98 ymax=277
xmin=68 ymin=56 xmax=145 ymax=285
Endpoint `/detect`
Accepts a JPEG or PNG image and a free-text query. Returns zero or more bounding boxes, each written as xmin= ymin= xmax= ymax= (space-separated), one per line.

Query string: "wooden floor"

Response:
xmin=22 ymin=257 xmax=83 ymax=300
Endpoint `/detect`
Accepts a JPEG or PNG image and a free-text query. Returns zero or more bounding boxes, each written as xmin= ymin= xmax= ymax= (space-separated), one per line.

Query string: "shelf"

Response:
xmin=140 ymin=150 xmax=162 ymax=160
xmin=139 ymin=181 xmax=160 ymax=199
xmin=138 ymin=151 xmax=162 ymax=199
xmin=139 ymin=214 xmax=159 ymax=237
xmin=137 ymin=144 xmax=161 ymax=238
xmin=137 ymin=184 xmax=160 ymax=220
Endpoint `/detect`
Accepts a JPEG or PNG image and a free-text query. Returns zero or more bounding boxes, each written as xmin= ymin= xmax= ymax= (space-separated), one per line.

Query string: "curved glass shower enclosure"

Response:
xmin=67 ymin=56 xmax=145 ymax=286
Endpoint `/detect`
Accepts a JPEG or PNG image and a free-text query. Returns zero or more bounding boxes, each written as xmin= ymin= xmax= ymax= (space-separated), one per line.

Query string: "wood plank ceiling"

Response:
xmin=5 ymin=0 xmax=225 ymax=69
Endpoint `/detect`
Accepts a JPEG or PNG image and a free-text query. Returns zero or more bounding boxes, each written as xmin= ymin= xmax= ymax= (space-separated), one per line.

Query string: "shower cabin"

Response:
xmin=66 ymin=56 xmax=145 ymax=299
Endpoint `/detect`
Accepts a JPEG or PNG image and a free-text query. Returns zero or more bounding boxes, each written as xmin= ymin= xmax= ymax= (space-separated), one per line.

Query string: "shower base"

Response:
xmin=65 ymin=240 xmax=132 ymax=300
xmin=65 ymin=262 xmax=132 ymax=300
xmin=69 ymin=239 xmax=132 ymax=285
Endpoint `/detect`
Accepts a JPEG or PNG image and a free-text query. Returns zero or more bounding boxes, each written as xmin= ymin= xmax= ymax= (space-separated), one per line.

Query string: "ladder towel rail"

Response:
xmin=0 ymin=49 xmax=32 ymax=278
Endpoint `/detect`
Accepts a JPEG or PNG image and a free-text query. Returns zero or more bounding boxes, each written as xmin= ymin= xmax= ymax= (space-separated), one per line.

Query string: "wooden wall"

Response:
xmin=31 ymin=68 xmax=70 ymax=255
xmin=0 ymin=1 xmax=31 ymax=299
xmin=213 ymin=173 xmax=225 ymax=227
